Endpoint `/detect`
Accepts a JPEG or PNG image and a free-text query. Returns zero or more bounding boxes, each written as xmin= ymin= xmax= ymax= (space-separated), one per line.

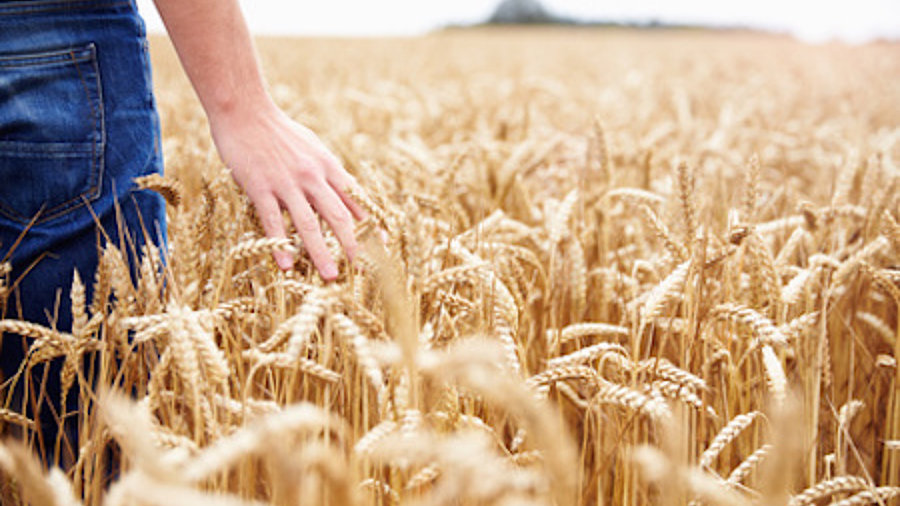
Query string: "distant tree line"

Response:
xmin=487 ymin=0 xmax=557 ymax=24
xmin=483 ymin=0 xmax=757 ymax=31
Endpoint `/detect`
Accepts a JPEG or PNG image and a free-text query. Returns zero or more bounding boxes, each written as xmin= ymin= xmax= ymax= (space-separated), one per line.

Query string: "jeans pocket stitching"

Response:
xmin=0 ymin=55 xmax=92 ymax=69
xmin=0 ymin=43 xmax=105 ymax=225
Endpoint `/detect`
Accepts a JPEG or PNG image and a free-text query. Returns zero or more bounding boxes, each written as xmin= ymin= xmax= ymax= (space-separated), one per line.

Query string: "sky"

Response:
xmin=135 ymin=0 xmax=900 ymax=44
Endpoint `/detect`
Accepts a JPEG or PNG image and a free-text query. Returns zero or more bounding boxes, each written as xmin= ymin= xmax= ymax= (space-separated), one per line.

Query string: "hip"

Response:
xmin=0 ymin=0 xmax=162 ymax=230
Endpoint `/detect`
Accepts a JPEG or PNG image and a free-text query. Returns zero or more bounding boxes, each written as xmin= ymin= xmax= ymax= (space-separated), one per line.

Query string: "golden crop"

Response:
xmin=0 ymin=29 xmax=898 ymax=505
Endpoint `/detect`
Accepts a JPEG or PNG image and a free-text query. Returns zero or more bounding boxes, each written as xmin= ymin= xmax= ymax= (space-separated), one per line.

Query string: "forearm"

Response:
xmin=152 ymin=0 xmax=274 ymax=119
xmin=149 ymin=0 xmax=366 ymax=280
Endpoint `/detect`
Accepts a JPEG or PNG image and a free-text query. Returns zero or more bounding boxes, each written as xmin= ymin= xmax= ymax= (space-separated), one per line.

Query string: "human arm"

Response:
xmin=151 ymin=0 xmax=365 ymax=280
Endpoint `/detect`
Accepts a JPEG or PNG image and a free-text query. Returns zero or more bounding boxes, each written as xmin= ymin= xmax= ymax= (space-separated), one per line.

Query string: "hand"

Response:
xmin=208 ymin=101 xmax=366 ymax=280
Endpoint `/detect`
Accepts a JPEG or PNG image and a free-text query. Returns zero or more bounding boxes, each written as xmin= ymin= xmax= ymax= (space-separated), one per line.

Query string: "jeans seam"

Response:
xmin=0 ymin=1 xmax=129 ymax=16
xmin=0 ymin=143 xmax=95 ymax=155
xmin=0 ymin=56 xmax=92 ymax=69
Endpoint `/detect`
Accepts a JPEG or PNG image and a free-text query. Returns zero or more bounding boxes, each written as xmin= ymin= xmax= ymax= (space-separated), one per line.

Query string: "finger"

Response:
xmin=328 ymin=174 xmax=368 ymax=221
xmin=283 ymin=191 xmax=338 ymax=280
xmin=307 ymin=183 xmax=359 ymax=263
xmin=314 ymin=149 xmax=368 ymax=222
xmin=253 ymin=194 xmax=294 ymax=271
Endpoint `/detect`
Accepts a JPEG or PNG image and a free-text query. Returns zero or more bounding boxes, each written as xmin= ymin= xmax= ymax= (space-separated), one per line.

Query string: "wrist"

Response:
xmin=204 ymin=84 xmax=278 ymax=126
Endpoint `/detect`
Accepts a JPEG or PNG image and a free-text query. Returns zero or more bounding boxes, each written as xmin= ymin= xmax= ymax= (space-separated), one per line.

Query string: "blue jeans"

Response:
xmin=0 ymin=0 xmax=166 ymax=465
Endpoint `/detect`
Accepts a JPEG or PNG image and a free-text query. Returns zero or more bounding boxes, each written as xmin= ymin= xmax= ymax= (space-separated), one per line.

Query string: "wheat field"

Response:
xmin=0 ymin=28 xmax=898 ymax=505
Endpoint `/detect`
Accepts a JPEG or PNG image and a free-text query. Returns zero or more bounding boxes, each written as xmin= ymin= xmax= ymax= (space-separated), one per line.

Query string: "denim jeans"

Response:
xmin=0 ymin=0 xmax=166 ymax=465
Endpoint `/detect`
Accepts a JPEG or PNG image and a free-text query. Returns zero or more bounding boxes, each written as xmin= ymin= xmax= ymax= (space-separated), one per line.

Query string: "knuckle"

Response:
xmin=298 ymin=156 xmax=327 ymax=178
xmin=292 ymin=168 xmax=318 ymax=186
xmin=329 ymin=210 xmax=352 ymax=227
xmin=324 ymin=153 xmax=344 ymax=171
xmin=260 ymin=207 xmax=283 ymax=227
xmin=296 ymin=216 xmax=321 ymax=235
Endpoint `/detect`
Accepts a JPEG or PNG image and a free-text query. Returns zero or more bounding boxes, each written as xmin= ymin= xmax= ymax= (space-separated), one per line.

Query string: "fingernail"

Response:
xmin=275 ymin=253 xmax=293 ymax=271
xmin=322 ymin=263 xmax=338 ymax=280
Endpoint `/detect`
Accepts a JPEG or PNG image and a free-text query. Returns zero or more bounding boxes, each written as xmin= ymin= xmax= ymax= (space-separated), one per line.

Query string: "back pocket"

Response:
xmin=0 ymin=43 xmax=104 ymax=225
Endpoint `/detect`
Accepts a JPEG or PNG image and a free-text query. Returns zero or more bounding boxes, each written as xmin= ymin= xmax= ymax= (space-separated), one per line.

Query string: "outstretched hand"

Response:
xmin=209 ymin=102 xmax=366 ymax=280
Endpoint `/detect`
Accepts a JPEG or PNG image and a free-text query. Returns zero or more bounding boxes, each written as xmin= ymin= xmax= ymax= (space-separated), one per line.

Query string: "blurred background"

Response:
xmin=136 ymin=0 xmax=899 ymax=44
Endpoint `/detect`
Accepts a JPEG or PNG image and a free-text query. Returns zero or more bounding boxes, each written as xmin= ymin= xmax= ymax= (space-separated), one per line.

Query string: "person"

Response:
xmin=0 ymin=0 xmax=364 ymax=465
